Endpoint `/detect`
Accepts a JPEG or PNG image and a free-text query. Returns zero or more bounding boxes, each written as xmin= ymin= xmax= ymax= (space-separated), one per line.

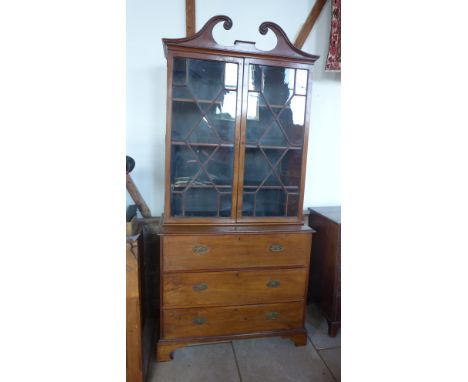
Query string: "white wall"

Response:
xmin=126 ymin=0 xmax=340 ymax=215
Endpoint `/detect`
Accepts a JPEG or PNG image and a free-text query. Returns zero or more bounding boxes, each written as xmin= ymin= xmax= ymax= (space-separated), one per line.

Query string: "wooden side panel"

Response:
xmin=126 ymin=240 xmax=143 ymax=382
xmin=163 ymin=302 xmax=304 ymax=339
xmin=163 ymin=233 xmax=312 ymax=271
xmin=308 ymin=207 xmax=341 ymax=335
xmin=163 ymin=268 xmax=307 ymax=307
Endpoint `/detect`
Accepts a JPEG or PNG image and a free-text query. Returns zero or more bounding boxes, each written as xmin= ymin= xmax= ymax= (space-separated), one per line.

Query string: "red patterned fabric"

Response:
xmin=325 ymin=0 xmax=341 ymax=71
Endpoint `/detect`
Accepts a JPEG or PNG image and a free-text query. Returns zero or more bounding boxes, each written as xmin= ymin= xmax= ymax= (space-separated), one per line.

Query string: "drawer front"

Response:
xmin=162 ymin=233 xmax=311 ymax=271
xmin=163 ymin=268 xmax=307 ymax=308
xmin=162 ymin=302 xmax=304 ymax=339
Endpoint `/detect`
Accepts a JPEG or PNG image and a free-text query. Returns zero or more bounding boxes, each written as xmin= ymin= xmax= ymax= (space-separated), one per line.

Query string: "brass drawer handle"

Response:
xmin=266 ymin=280 xmax=280 ymax=288
xmin=192 ymin=283 xmax=208 ymax=292
xmin=269 ymin=244 xmax=283 ymax=252
xmin=192 ymin=316 xmax=207 ymax=325
xmin=192 ymin=245 xmax=209 ymax=255
xmin=266 ymin=311 xmax=279 ymax=320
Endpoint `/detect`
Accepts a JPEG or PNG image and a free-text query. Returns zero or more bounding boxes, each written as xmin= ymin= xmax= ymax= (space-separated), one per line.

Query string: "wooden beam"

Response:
xmin=185 ymin=0 xmax=196 ymax=37
xmin=294 ymin=0 xmax=327 ymax=49
xmin=126 ymin=173 xmax=152 ymax=218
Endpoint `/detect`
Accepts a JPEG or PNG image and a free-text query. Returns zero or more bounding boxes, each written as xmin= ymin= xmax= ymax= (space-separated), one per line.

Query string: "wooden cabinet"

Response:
xmin=156 ymin=15 xmax=318 ymax=361
xmin=308 ymin=207 xmax=341 ymax=337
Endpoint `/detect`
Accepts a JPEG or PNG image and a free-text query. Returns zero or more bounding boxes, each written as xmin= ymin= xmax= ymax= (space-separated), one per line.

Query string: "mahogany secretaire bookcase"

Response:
xmin=156 ymin=15 xmax=318 ymax=361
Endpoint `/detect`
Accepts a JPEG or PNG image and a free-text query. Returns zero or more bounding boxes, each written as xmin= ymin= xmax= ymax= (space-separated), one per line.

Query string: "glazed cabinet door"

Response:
xmin=165 ymin=53 xmax=243 ymax=223
xmin=237 ymin=59 xmax=313 ymax=222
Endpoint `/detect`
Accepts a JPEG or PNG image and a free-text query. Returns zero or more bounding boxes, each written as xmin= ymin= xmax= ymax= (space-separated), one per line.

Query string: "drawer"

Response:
xmin=162 ymin=301 xmax=304 ymax=339
xmin=163 ymin=268 xmax=307 ymax=308
xmin=162 ymin=233 xmax=311 ymax=271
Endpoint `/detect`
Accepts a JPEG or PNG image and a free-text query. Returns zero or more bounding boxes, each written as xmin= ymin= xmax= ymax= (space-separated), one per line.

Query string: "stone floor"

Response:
xmin=148 ymin=304 xmax=341 ymax=382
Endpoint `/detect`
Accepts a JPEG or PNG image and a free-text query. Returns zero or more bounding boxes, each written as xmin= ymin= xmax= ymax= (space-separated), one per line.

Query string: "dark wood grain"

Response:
xmin=155 ymin=17 xmax=318 ymax=361
xmin=163 ymin=15 xmax=319 ymax=64
xmin=156 ymin=328 xmax=307 ymax=362
xmin=308 ymin=206 xmax=341 ymax=337
xmin=159 ymin=223 xmax=314 ymax=235
xmin=162 ymin=232 xmax=312 ymax=271
xmin=162 ymin=268 xmax=307 ymax=307
xmin=126 ymin=236 xmax=143 ymax=382
xmin=163 ymin=301 xmax=304 ymax=339
xmin=126 ymin=222 xmax=160 ymax=380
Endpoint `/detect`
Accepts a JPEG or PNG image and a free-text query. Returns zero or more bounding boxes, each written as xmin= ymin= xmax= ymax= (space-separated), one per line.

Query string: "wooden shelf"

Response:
xmin=243 ymin=185 xmax=299 ymax=190
xmin=173 ymin=97 xmax=221 ymax=105
xmin=244 ymin=144 xmax=302 ymax=150
xmin=172 ymin=184 xmax=232 ymax=189
xmin=173 ymin=97 xmax=293 ymax=110
xmin=171 ymin=141 xmax=234 ymax=148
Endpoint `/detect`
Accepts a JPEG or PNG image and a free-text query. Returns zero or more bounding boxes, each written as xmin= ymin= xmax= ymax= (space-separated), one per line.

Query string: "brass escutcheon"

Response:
xmin=269 ymin=244 xmax=283 ymax=252
xmin=266 ymin=311 xmax=279 ymax=320
xmin=192 ymin=283 xmax=208 ymax=292
xmin=266 ymin=280 xmax=280 ymax=288
xmin=192 ymin=245 xmax=209 ymax=255
xmin=192 ymin=316 xmax=207 ymax=325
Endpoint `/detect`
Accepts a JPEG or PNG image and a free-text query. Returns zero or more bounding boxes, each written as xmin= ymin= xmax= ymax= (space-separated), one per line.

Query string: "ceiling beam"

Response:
xmin=294 ymin=0 xmax=327 ymax=49
xmin=186 ymin=0 xmax=196 ymax=37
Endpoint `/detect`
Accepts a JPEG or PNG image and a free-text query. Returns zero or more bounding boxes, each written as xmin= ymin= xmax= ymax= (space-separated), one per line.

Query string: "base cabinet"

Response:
xmin=156 ymin=225 xmax=313 ymax=361
xmin=308 ymin=207 xmax=341 ymax=337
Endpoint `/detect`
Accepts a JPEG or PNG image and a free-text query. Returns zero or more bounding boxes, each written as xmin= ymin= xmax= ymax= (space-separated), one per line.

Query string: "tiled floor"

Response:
xmin=148 ymin=304 xmax=341 ymax=382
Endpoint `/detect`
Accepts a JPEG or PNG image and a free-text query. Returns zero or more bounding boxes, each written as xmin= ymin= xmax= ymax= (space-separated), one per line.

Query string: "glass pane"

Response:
xmin=205 ymin=147 xmax=234 ymax=186
xmin=279 ymin=96 xmax=306 ymax=146
xmin=224 ymin=63 xmax=238 ymax=89
xmin=241 ymin=63 xmax=308 ymax=219
xmin=205 ymin=90 xmax=237 ymax=142
xmin=242 ymin=193 xmax=255 ymax=216
xmin=170 ymin=144 xmax=200 ymax=191
xmin=255 ymin=189 xmax=286 ymax=217
xmin=246 ymin=93 xmax=274 ymax=144
xmin=191 ymin=145 xmax=216 ymax=164
xmin=187 ymin=118 xmax=219 ymax=144
xmin=172 ymin=85 xmax=193 ymax=100
xmin=261 ymin=66 xmax=295 ymax=106
xmin=184 ymin=188 xmax=218 ymax=217
xmin=192 ymin=169 xmax=215 ymax=187
xmin=219 ymin=192 xmax=232 ymax=217
xmin=171 ymin=101 xmax=202 ymax=141
xmin=243 ymin=148 xmax=270 ymax=187
xmin=263 ymin=148 xmax=287 ymax=166
xmin=259 ymin=120 xmax=288 ymax=146
xmin=188 ymin=60 xmax=225 ymax=101
xmin=169 ymin=58 xmax=238 ymax=218
xmin=248 ymin=65 xmax=261 ymax=91
xmin=171 ymin=192 xmax=183 ymax=216
xmin=278 ymin=149 xmax=302 ymax=188
xmin=295 ymin=69 xmax=308 ymax=95
xmin=173 ymin=58 xmax=187 ymax=86
xmin=287 ymin=193 xmax=299 ymax=216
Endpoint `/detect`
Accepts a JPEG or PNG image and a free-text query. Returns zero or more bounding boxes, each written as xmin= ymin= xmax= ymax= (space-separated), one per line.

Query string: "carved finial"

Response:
xmin=258 ymin=21 xmax=318 ymax=62
xmin=162 ymin=16 xmax=319 ymax=63
xmin=221 ymin=16 xmax=233 ymax=30
xmin=162 ymin=15 xmax=233 ymax=52
xmin=189 ymin=15 xmax=232 ymax=44
xmin=259 ymin=21 xmax=295 ymax=50
xmin=259 ymin=21 xmax=281 ymax=36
